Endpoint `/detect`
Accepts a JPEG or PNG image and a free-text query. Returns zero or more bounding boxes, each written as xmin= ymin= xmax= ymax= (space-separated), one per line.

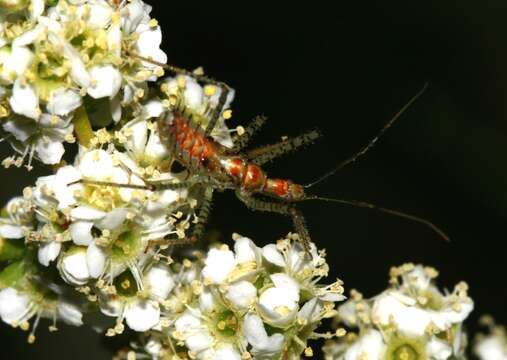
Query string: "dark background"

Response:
xmin=2 ymin=1 xmax=507 ymax=358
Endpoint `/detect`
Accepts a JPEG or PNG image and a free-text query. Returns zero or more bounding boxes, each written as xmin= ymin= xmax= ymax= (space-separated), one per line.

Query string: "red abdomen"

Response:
xmin=159 ymin=111 xmax=217 ymax=168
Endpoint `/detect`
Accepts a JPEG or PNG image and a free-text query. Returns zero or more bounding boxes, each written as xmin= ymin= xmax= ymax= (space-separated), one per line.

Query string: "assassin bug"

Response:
xmin=81 ymin=53 xmax=448 ymax=255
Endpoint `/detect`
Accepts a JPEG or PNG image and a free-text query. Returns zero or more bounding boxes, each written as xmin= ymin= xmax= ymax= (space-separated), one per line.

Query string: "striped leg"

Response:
xmin=235 ymin=190 xmax=312 ymax=256
xmin=246 ymin=129 xmax=321 ymax=166
xmin=148 ymin=187 xmax=214 ymax=248
xmin=204 ymin=84 xmax=231 ymax=137
xmin=230 ymin=115 xmax=267 ymax=153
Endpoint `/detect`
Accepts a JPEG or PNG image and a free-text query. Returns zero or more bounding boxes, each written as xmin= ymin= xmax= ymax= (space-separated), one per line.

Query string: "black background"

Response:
xmin=2 ymin=1 xmax=507 ymax=358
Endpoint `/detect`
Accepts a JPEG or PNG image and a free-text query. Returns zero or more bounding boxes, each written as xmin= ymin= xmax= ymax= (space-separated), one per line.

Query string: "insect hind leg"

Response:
xmin=147 ymin=187 xmax=215 ymax=248
xmin=235 ymin=190 xmax=312 ymax=256
xmin=246 ymin=129 xmax=321 ymax=166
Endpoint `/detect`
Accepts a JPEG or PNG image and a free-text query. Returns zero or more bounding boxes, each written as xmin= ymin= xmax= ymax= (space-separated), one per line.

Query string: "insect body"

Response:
xmin=161 ymin=112 xmax=306 ymax=200
xmin=156 ymin=96 xmax=320 ymax=252
xmin=82 ymin=53 xmax=449 ymax=254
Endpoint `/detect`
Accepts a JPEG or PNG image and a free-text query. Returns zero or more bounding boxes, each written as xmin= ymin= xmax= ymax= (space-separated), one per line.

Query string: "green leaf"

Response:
xmin=0 ymin=238 xmax=25 ymax=262
xmin=0 ymin=260 xmax=26 ymax=289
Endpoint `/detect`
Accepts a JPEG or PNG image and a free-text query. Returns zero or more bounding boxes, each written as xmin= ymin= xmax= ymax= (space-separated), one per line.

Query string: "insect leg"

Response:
xmin=204 ymin=84 xmax=230 ymax=137
xmin=72 ymin=175 xmax=214 ymax=192
xmin=246 ymin=129 xmax=321 ymax=166
xmin=127 ymin=51 xmax=224 ymax=87
xmin=235 ymin=190 xmax=312 ymax=255
xmin=189 ymin=186 xmax=214 ymax=243
xmin=230 ymin=115 xmax=268 ymax=153
xmin=147 ymin=187 xmax=214 ymax=248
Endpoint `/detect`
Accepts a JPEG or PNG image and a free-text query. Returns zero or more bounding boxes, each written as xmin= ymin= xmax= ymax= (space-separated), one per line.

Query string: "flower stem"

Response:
xmin=73 ymin=105 xmax=94 ymax=148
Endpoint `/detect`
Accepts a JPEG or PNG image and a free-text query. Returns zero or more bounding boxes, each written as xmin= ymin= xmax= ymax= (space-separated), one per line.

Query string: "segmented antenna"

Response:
xmin=305 ymin=83 xmax=429 ymax=188
xmin=306 ymin=195 xmax=449 ymax=242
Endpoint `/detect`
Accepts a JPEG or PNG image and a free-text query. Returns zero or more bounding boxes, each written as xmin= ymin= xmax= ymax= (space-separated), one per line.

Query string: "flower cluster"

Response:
xmin=0 ymin=0 xmax=166 ymax=167
xmin=0 ymin=64 xmax=239 ymax=339
xmin=323 ymin=263 xmax=474 ymax=360
xmin=474 ymin=316 xmax=507 ymax=360
xmin=113 ymin=233 xmax=345 ymax=360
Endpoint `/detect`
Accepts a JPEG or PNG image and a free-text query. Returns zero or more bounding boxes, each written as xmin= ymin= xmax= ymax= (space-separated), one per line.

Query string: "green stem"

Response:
xmin=73 ymin=105 xmax=94 ymax=148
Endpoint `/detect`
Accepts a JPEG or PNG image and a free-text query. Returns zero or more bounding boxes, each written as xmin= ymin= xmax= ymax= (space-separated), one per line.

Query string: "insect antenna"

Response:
xmin=304 ymin=195 xmax=450 ymax=242
xmin=304 ymin=83 xmax=429 ymax=189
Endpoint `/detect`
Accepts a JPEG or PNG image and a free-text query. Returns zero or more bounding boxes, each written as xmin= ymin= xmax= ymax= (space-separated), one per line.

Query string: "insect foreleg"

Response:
xmin=246 ymin=129 xmax=321 ymax=166
xmin=230 ymin=115 xmax=268 ymax=153
xmin=127 ymin=51 xmax=224 ymax=87
xmin=234 ymin=190 xmax=312 ymax=255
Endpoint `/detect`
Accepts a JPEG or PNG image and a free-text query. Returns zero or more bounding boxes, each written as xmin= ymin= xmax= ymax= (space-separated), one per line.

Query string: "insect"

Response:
xmin=83 ymin=53 xmax=448 ymax=255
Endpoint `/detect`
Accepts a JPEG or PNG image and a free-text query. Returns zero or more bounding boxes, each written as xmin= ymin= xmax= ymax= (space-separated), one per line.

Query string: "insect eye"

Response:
xmin=170 ymin=160 xmax=187 ymax=174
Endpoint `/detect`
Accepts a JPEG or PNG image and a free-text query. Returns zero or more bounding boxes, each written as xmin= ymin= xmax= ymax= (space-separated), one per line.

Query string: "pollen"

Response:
xmin=304 ymin=347 xmax=313 ymax=357
xmin=177 ymin=76 xmax=186 ymax=89
xmin=236 ymin=126 xmax=245 ymax=135
xmin=222 ymin=109 xmax=232 ymax=120
xmin=336 ymin=328 xmax=347 ymax=337
xmin=204 ymin=85 xmax=216 ymax=97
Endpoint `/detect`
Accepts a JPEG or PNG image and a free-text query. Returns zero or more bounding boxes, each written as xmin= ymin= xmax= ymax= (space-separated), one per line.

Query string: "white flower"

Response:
xmin=258 ymin=273 xmax=299 ymax=328
xmin=326 ymin=263 xmax=473 ymax=360
xmin=0 ymin=46 xmax=33 ymax=84
xmin=262 ymin=235 xmax=345 ymax=302
xmin=475 ymin=336 xmax=507 ymax=360
xmin=124 ymin=300 xmax=160 ymax=332
xmin=225 ymin=280 xmax=257 ymax=310
xmin=339 ymin=330 xmax=386 ymax=360
xmin=145 ymin=263 xmax=176 ymax=300
xmin=2 ymin=114 xmax=74 ymax=166
xmin=474 ymin=323 xmax=507 ymax=360
xmin=8 ymin=80 xmax=40 ymax=120
xmin=0 ymin=196 xmax=33 ymax=239
xmin=47 ymin=88 xmax=82 ymax=116
xmin=0 ymin=287 xmax=83 ymax=333
xmin=372 ymin=280 xmax=473 ymax=337
xmin=0 ymin=287 xmax=31 ymax=325
xmin=59 ymin=246 xmax=91 ymax=286
xmin=38 ymin=241 xmax=62 ymax=267
xmin=0 ymin=0 xmax=168 ymax=167
xmin=244 ymin=312 xmax=284 ymax=358
xmin=87 ymin=65 xmax=122 ymax=99
xmin=174 ymin=306 xmax=243 ymax=360
xmin=202 ymin=237 xmax=261 ymax=285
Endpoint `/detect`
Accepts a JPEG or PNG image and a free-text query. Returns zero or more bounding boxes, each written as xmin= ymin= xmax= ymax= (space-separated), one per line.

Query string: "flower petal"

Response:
xmin=0 ymin=288 xmax=31 ymax=324
xmin=9 ymin=80 xmax=40 ymax=119
xmin=60 ymin=248 xmax=91 ymax=285
xmin=87 ymin=65 xmax=122 ymax=99
xmin=0 ymin=224 xmax=24 ymax=239
xmin=57 ymin=301 xmax=83 ymax=326
xmin=202 ymin=248 xmax=236 ymax=284
xmin=244 ymin=312 xmax=284 ymax=357
xmin=262 ymin=244 xmax=285 ymax=267
xmin=145 ymin=264 xmax=175 ymax=300
xmin=225 ymin=280 xmax=257 ymax=310
xmin=125 ymin=300 xmax=160 ymax=332
xmin=38 ymin=241 xmax=62 ymax=266
xmin=86 ymin=242 xmax=106 ymax=278
xmin=47 ymin=88 xmax=82 ymax=116
xmin=35 ymin=135 xmax=66 ymax=165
